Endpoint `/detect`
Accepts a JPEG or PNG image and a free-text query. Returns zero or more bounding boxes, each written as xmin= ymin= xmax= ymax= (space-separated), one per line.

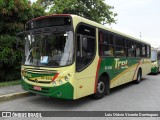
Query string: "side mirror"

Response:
xmin=82 ymin=37 xmax=87 ymax=50
xmin=79 ymin=36 xmax=88 ymax=57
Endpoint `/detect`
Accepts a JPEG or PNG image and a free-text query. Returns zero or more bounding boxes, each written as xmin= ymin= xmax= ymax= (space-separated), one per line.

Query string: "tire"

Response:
xmin=135 ymin=69 xmax=142 ymax=84
xmin=94 ymin=76 xmax=109 ymax=99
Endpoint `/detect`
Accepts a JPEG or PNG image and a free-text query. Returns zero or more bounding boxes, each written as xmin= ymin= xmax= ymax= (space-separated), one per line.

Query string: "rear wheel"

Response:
xmin=135 ymin=69 xmax=142 ymax=84
xmin=94 ymin=76 xmax=109 ymax=99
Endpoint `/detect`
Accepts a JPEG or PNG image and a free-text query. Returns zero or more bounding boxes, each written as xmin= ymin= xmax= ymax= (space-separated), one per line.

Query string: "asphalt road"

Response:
xmin=0 ymin=73 xmax=160 ymax=120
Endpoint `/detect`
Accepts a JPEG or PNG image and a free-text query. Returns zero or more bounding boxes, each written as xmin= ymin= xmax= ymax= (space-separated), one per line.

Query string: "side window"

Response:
xmin=76 ymin=24 xmax=96 ymax=71
xmin=142 ymin=44 xmax=146 ymax=57
xmin=127 ymin=40 xmax=135 ymax=57
xmin=147 ymin=45 xmax=150 ymax=58
xmin=99 ymin=31 xmax=114 ymax=56
xmin=135 ymin=42 xmax=141 ymax=57
xmin=115 ymin=36 xmax=126 ymax=57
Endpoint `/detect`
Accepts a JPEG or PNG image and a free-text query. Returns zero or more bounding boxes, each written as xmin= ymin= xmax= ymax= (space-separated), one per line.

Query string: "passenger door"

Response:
xmin=75 ymin=24 xmax=98 ymax=98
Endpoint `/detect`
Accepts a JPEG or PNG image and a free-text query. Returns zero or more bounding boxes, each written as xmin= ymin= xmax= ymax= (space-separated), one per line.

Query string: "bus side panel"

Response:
xmin=98 ymin=57 xmax=150 ymax=89
xmin=98 ymin=57 xmax=138 ymax=88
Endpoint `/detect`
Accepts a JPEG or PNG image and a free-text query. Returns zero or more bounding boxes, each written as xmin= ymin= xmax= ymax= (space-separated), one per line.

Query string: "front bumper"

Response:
xmin=21 ymin=80 xmax=74 ymax=99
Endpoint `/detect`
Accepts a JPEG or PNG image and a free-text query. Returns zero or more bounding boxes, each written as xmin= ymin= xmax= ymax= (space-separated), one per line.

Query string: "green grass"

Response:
xmin=0 ymin=80 xmax=21 ymax=88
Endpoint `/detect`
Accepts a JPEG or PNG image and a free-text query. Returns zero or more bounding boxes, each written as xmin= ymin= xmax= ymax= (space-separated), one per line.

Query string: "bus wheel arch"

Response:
xmin=93 ymin=72 xmax=110 ymax=99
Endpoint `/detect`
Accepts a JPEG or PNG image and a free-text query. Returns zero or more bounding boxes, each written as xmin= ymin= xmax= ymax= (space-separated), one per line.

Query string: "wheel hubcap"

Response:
xmin=97 ymin=81 xmax=105 ymax=93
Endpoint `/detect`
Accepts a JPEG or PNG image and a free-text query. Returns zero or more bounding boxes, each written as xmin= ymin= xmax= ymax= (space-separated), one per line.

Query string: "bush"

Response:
xmin=0 ymin=35 xmax=22 ymax=81
xmin=0 ymin=0 xmax=45 ymax=82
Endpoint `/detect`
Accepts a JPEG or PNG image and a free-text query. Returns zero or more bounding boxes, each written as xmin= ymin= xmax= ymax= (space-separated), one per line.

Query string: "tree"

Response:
xmin=0 ymin=0 xmax=45 ymax=81
xmin=37 ymin=0 xmax=117 ymax=24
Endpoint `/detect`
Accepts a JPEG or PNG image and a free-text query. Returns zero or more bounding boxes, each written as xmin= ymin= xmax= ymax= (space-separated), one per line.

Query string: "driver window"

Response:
xmin=76 ymin=24 xmax=96 ymax=71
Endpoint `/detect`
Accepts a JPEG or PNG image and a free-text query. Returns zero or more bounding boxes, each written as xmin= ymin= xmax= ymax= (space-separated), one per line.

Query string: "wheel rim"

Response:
xmin=97 ymin=81 xmax=105 ymax=93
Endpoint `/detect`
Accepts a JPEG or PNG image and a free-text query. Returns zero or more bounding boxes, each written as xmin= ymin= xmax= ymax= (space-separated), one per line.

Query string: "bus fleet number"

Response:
xmin=105 ymin=66 xmax=112 ymax=70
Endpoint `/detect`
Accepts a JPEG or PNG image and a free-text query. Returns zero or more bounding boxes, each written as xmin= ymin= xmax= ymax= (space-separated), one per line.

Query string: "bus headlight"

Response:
xmin=53 ymin=81 xmax=56 ymax=86
xmin=22 ymin=76 xmax=27 ymax=81
xmin=22 ymin=76 xmax=28 ymax=81
xmin=52 ymin=74 xmax=71 ymax=86
xmin=22 ymin=76 xmax=25 ymax=80
xmin=59 ymin=80 xmax=63 ymax=85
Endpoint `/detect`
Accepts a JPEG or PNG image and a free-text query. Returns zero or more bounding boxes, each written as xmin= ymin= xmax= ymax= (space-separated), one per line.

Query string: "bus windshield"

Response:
xmin=20 ymin=30 xmax=74 ymax=67
xmin=151 ymin=50 xmax=157 ymax=62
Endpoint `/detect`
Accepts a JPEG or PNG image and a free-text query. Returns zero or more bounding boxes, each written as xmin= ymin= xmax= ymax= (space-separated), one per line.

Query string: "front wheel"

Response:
xmin=93 ymin=76 xmax=109 ymax=99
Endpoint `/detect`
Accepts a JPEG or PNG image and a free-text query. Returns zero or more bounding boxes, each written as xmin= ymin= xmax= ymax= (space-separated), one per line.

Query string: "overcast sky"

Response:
xmin=105 ymin=0 xmax=160 ymax=48
xmin=31 ymin=0 xmax=160 ymax=48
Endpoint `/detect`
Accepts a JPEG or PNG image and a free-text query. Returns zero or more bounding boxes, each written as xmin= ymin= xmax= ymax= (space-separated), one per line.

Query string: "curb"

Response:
xmin=0 ymin=92 xmax=35 ymax=103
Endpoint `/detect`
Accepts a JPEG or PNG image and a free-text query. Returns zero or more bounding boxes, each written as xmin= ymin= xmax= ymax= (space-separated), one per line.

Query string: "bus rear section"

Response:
xmin=150 ymin=48 xmax=160 ymax=74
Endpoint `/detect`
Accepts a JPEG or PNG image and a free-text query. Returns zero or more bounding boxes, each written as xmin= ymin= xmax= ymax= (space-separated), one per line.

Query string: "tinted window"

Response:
xmin=115 ymin=47 xmax=125 ymax=56
xmin=142 ymin=44 xmax=146 ymax=57
xmin=115 ymin=36 xmax=125 ymax=46
xmin=100 ymin=45 xmax=114 ymax=56
xmin=147 ymin=45 xmax=150 ymax=58
xmin=77 ymin=25 xmax=95 ymax=37
xmin=115 ymin=36 xmax=126 ymax=56
xmin=126 ymin=40 xmax=135 ymax=57
xmin=99 ymin=31 xmax=114 ymax=56
xmin=136 ymin=43 xmax=141 ymax=57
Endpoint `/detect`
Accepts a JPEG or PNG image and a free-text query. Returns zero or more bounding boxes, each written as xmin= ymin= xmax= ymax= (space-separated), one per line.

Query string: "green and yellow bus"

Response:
xmin=151 ymin=48 xmax=160 ymax=74
xmin=18 ymin=14 xmax=151 ymax=100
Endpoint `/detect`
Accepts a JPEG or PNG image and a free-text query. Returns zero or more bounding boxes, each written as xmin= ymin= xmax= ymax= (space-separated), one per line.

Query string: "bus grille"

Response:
xmin=22 ymin=68 xmax=58 ymax=84
xmin=23 ymin=68 xmax=57 ymax=74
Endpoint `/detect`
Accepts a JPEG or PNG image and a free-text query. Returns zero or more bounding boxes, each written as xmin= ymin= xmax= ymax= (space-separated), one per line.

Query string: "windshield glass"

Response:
xmin=20 ymin=30 xmax=74 ymax=67
xmin=151 ymin=50 xmax=157 ymax=62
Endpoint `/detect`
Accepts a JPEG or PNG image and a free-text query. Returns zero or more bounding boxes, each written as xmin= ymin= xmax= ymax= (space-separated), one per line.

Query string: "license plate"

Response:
xmin=33 ymin=86 xmax=42 ymax=91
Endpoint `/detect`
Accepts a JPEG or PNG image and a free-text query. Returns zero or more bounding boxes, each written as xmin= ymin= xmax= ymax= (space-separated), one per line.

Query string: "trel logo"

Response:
xmin=115 ymin=58 xmax=128 ymax=69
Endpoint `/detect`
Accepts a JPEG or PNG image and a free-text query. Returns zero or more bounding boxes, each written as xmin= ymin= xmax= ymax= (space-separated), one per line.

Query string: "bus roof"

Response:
xmin=28 ymin=14 xmax=150 ymax=45
xmin=71 ymin=14 xmax=150 ymax=45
